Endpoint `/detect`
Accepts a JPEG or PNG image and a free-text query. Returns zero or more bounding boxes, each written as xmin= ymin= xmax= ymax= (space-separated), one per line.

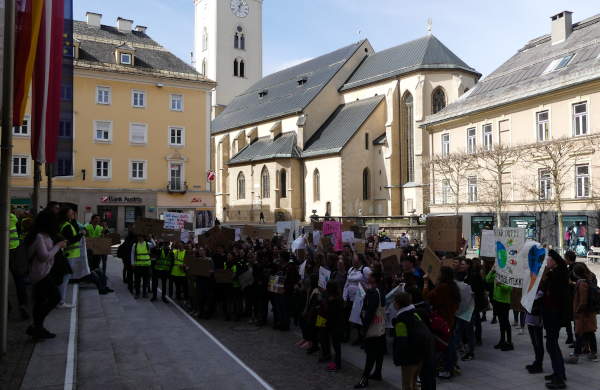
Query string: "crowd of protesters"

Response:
xmin=8 ymin=209 xmax=600 ymax=390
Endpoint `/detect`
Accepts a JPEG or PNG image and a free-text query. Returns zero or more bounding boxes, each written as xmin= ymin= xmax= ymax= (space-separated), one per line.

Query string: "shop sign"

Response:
xmin=100 ymin=196 xmax=143 ymax=204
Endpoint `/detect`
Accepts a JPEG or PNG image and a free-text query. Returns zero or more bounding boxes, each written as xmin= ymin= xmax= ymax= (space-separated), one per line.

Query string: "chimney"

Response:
xmin=135 ymin=25 xmax=147 ymax=34
xmin=550 ymin=11 xmax=573 ymax=45
xmin=117 ymin=17 xmax=133 ymax=32
xmin=86 ymin=12 xmax=102 ymax=27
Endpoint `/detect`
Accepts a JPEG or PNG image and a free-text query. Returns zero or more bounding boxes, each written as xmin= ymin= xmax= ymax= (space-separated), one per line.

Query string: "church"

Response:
xmin=196 ymin=0 xmax=480 ymax=223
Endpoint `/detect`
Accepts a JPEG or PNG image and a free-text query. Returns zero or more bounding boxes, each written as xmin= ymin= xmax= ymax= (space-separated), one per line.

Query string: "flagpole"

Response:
xmin=46 ymin=163 xmax=52 ymax=203
xmin=0 ymin=0 xmax=16 ymax=356
xmin=32 ymin=161 xmax=41 ymax=214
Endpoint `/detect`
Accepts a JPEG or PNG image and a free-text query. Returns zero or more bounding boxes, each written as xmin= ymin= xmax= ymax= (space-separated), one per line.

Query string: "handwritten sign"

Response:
xmin=421 ymin=247 xmax=441 ymax=283
xmin=163 ymin=212 xmax=191 ymax=230
xmin=86 ymin=237 xmax=112 ymax=255
xmin=494 ymin=227 xmax=526 ymax=287
xmin=426 ymin=215 xmax=462 ymax=253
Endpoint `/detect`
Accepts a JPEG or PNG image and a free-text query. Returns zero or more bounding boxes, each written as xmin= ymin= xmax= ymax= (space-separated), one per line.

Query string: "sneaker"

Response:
xmin=527 ymin=365 xmax=544 ymax=374
xmin=501 ymin=343 xmax=514 ymax=351
xmin=545 ymin=378 xmax=566 ymax=389
xmin=588 ymin=354 xmax=599 ymax=362
xmin=437 ymin=371 xmax=453 ymax=379
xmin=545 ymin=374 xmax=567 ymax=382
xmin=57 ymin=302 xmax=75 ymax=309
xmin=461 ymin=353 xmax=474 ymax=361
xmin=326 ymin=362 xmax=338 ymax=372
xmin=494 ymin=342 xmax=506 ymax=349
xmin=565 ymin=355 xmax=579 ymax=364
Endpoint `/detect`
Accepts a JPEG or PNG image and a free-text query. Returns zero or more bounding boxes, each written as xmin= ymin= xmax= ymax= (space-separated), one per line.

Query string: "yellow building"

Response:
xmin=9 ymin=13 xmax=216 ymax=233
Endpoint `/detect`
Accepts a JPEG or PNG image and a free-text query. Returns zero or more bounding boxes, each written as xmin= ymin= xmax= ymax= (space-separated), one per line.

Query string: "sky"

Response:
xmin=73 ymin=0 xmax=599 ymax=78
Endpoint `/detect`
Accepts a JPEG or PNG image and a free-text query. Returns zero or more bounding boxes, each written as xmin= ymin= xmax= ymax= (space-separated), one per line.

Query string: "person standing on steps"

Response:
xmin=169 ymin=241 xmax=188 ymax=301
xmin=131 ymin=235 xmax=154 ymax=299
xmin=85 ymin=214 xmax=106 ymax=271
xmin=151 ymin=241 xmax=173 ymax=303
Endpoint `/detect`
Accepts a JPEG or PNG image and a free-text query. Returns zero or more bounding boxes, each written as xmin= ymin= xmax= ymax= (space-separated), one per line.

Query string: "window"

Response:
xmin=543 ymin=54 xmax=574 ymax=73
xmin=234 ymin=59 xmax=239 ymax=77
xmin=130 ymin=161 xmax=146 ymax=180
xmin=94 ymin=121 xmax=112 ymax=142
xmin=129 ymin=123 xmax=148 ymax=144
xmin=362 ymin=168 xmax=370 ymax=200
xmin=169 ymin=162 xmax=183 ymax=190
xmin=402 ymin=92 xmax=415 ymax=182
xmin=237 ymin=172 xmax=246 ymax=199
xmin=365 ymin=133 xmax=369 ymax=150
xmin=11 ymin=156 xmax=28 ymax=176
xmin=483 ymin=124 xmax=493 ymax=151
xmin=240 ymin=34 xmax=245 ymax=50
xmin=539 ymin=169 xmax=552 ymax=200
xmin=467 ymin=127 xmax=476 ymax=154
xmin=59 ymin=119 xmax=72 ymax=138
xmin=120 ymin=52 xmax=132 ymax=65
xmin=61 ymin=85 xmax=72 ymax=101
xmin=575 ymin=164 xmax=590 ymax=198
xmin=573 ymin=102 xmax=588 ymax=136
xmin=442 ymin=179 xmax=450 ymax=204
xmin=170 ymin=94 xmax=183 ymax=111
xmin=201 ymin=58 xmax=207 ymax=75
xmin=56 ymin=156 xmax=73 ymax=177
xmin=432 ymin=87 xmax=446 ymax=114
xmin=313 ymin=169 xmax=320 ymax=201
xmin=468 ymin=176 xmax=478 ymax=203
xmin=96 ymin=86 xmax=111 ymax=105
xmin=536 ymin=110 xmax=549 ymax=141
xmin=169 ymin=127 xmax=185 ymax=146
xmin=13 ymin=117 xmax=29 ymax=136
xmin=441 ymin=133 xmax=450 ymax=156
xmin=202 ymin=27 xmax=208 ymax=51
xmin=94 ymin=159 xmax=111 ymax=179
xmin=261 ymin=167 xmax=270 ymax=199
xmin=132 ymin=90 xmax=145 ymax=108
xmin=280 ymin=170 xmax=287 ymax=198
xmin=239 ymin=60 xmax=245 ymax=78
xmin=234 ymin=26 xmax=245 ymax=50
xmin=234 ymin=33 xmax=239 ymax=49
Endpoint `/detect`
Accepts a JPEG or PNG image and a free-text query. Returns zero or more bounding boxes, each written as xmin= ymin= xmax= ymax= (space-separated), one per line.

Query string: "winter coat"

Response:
xmin=392 ymin=306 xmax=434 ymax=366
xmin=573 ymin=278 xmax=598 ymax=335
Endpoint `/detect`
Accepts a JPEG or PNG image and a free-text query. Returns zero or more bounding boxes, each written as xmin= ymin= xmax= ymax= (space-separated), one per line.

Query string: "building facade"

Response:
xmin=10 ymin=13 xmax=216 ymax=234
xmin=424 ymin=11 xmax=600 ymax=252
xmin=194 ymin=0 xmax=263 ymax=114
xmin=211 ymin=34 xmax=479 ymax=223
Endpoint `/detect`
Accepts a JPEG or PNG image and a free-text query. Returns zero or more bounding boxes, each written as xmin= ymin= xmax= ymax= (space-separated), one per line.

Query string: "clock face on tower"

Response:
xmin=230 ymin=0 xmax=249 ymax=18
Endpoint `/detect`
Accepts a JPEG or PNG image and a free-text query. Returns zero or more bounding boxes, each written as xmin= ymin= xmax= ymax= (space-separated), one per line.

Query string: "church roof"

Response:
xmin=423 ymin=13 xmax=600 ymax=126
xmin=227 ymin=132 xmax=302 ymax=165
xmin=211 ymin=41 xmax=365 ymax=134
xmin=341 ymin=34 xmax=479 ymax=91
xmin=303 ymin=95 xmax=384 ymax=158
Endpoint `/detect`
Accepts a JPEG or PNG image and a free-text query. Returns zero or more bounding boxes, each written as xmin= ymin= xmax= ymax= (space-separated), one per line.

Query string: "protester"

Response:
xmin=85 ymin=214 xmax=107 ymax=271
xmin=485 ymin=267 xmax=514 ymax=351
xmin=151 ymin=241 xmax=173 ymax=303
xmin=9 ymin=208 xmax=29 ymax=319
xmin=343 ymin=254 xmax=371 ymax=344
xmin=526 ymin=290 xmax=545 ymax=374
xmin=566 ymin=262 xmax=598 ymax=364
xmin=320 ymin=281 xmax=344 ymax=372
xmin=131 ymin=234 xmax=154 ymax=299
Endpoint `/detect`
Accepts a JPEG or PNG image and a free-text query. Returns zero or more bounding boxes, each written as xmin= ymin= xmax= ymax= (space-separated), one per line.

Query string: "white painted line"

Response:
xmin=64 ymin=284 xmax=79 ymax=390
xmin=158 ymin=289 xmax=274 ymax=390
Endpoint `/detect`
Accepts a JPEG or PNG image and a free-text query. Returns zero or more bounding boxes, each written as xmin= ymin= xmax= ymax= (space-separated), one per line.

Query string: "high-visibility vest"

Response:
xmin=60 ymin=221 xmax=81 ymax=259
xmin=18 ymin=217 xmax=31 ymax=240
xmin=224 ymin=262 xmax=240 ymax=288
xmin=171 ymin=249 xmax=186 ymax=277
xmin=134 ymin=242 xmax=151 ymax=267
xmin=9 ymin=213 xmax=19 ymax=250
xmin=154 ymin=249 xmax=172 ymax=271
xmin=86 ymin=224 xmax=104 ymax=238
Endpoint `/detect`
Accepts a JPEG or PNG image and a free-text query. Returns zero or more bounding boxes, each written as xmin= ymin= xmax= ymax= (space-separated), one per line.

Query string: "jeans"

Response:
xmin=455 ymin=317 xmax=475 ymax=355
xmin=32 ymin=275 xmax=61 ymax=330
xmin=444 ymin=327 xmax=457 ymax=372
xmin=133 ymin=266 xmax=150 ymax=296
xmin=528 ymin=325 xmax=545 ymax=367
xmin=362 ymin=335 xmax=385 ymax=377
xmin=544 ymin=311 xmax=566 ymax=380
xmin=169 ymin=276 xmax=188 ymax=300
xmin=152 ymin=269 xmax=169 ymax=298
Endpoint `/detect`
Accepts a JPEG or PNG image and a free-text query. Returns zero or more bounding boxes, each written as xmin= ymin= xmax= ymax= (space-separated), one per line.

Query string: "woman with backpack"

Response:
xmin=566 ymin=262 xmax=598 ymax=364
xmin=354 ymin=272 xmax=386 ymax=389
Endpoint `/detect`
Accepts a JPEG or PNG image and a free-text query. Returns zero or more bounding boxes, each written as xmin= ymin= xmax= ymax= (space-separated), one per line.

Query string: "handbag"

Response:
xmin=365 ymin=290 xmax=385 ymax=338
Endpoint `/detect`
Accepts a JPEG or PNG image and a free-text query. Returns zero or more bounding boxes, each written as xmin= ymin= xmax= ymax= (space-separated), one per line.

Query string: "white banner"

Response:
xmin=494 ymin=227 xmax=526 ymax=287
xmin=480 ymin=229 xmax=495 ymax=257
xmin=519 ymin=241 xmax=547 ymax=312
xmin=318 ymin=266 xmax=331 ymax=289
xmin=349 ymin=284 xmax=366 ymax=325
xmin=163 ymin=212 xmax=191 ymax=230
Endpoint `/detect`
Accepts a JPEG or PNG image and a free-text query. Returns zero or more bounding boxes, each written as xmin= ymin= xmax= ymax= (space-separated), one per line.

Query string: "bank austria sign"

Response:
xmin=100 ymin=196 xmax=143 ymax=204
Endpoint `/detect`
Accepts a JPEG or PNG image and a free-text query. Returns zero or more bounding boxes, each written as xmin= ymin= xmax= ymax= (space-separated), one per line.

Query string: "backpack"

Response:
xmin=587 ymin=280 xmax=600 ymax=314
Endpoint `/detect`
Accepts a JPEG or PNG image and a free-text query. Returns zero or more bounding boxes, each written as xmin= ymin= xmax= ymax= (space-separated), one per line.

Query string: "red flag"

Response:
xmin=31 ymin=0 xmax=64 ymax=163
xmin=13 ymin=0 xmax=44 ymax=126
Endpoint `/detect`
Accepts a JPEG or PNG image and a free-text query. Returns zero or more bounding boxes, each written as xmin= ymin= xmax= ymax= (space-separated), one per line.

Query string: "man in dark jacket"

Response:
xmin=392 ymin=292 xmax=434 ymax=390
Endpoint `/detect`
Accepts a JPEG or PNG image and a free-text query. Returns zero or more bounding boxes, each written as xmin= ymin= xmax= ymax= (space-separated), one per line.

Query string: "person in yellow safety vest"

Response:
xmin=130 ymin=235 xmax=154 ymax=299
xmin=9 ymin=209 xmax=29 ymax=319
xmin=169 ymin=242 xmax=188 ymax=301
xmin=18 ymin=212 xmax=33 ymax=241
xmin=85 ymin=214 xmax=107 ymax=273
xmin=57 ymin=208 xmax=84 ymax=308
xmin=151 ymin=242 xmax=173 ymax=303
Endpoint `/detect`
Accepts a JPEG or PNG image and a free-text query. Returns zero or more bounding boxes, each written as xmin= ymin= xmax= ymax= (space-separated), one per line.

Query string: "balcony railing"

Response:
xmin=167 ymin=181 xmax=188 ymax=193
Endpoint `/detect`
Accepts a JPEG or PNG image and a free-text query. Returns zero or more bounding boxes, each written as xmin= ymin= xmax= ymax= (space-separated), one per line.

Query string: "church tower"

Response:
xmin=194 ymin=0 xmax=263 ymax=115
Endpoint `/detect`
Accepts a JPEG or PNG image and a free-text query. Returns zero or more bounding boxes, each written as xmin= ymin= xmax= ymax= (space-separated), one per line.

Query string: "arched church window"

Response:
xmin=432 ymin=87 xmax=446 ymax=114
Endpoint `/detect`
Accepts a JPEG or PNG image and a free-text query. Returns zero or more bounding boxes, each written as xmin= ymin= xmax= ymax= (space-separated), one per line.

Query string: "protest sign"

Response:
xmin=86 ymin=237 xmax=112 ymax=255
xmin=160 ymin=230 xmax=180 ymax=242
xmin=214 ymin=269 xmax=234 ymax=284
xmin=421 ymin=247 xmax=441 ymax=283
xmin=381 ymin=254 xmax=401 ymax=276
xmin=519 ymin=241 xmax=547 ymax=311
xmin=318 ymin=266 xmax=331 ymax=289
xmin=354 ymin=240 xmax=366 ymax=254
xmin=320 ymin=235 xmax=332 ymax=251
xmin=426 ymin=215 xmax=462 ymax=253
xmin=312 ymin=230 xmax=321 ymax=246
xmin=292 ymin=236 xmax=306 ymax=251
xmin=480 ymin=229 xmax=495 ymax=257
xmin=163 ymin=212 xmax=191 ymax=230
xmin=184 ymin=256 xmax=212 ymax=277
xmin=377 ymin=242 xmax=396 ymax=252
xmin=385 ymin=284 xmax=405 ymax=328
xmin=350 ymin=284 xmax=366 ymax=325
xmin=198 ymin=226 xmax=235 ymax=251
xmin=107 ymin=232 xmax=122 ymax=245
xmin=133 ymin=218 xmax=164 ymax=236
xmin=342 ymin=231 xmax=355 ymax=243
xmin=299 ymin=260 xmax=307 ymax=280
xmin=494 ymin=227 xmax=527 ymax=287
xmin=239 ymin=269 xmax=254 ymax=290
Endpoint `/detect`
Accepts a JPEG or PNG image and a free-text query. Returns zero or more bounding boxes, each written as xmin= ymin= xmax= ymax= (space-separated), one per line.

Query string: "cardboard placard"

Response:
xmin=242 ymin=225 xmax=275 ymax=240
xmin=160 ymin=229 xmax=180 ymax=242
xmin=198 ymin=226 xmax=236 ymax=251
xmin=184 ymin=256 xmax=212 ymax=277
xmin=381 ymin=255 xmax=401 ymax=276
xmin=342 ymin=220 xmax=355 ymax=232
xmin=108 ymin=233 xmax=122 ymax=245
xmin=133 ymin=218 xmax=164 ymax=236
xmin=426 ymin=215 xmax=462 ymax=253
xmin=86 ymin=237 xmax=112 ymax=255
xmin=214 ymin=269 xmax=234 ymax=284
xmin=421 ymin=247 xmax=441 ymax=283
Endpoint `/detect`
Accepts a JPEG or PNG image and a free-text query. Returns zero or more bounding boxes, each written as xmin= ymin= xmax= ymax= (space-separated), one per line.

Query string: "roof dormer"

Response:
xmin=115 ymin=43 xmax=135 ymax=66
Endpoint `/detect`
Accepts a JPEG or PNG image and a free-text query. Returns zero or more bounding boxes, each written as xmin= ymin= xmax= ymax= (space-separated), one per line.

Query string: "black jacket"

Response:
xmin=362 ymin=287 xmax=385 ymax=330
xmin=392 ymin=307 xmax=434 ymax=366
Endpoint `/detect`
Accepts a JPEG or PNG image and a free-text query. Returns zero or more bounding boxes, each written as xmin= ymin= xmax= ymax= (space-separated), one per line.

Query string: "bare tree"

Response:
xmin=428 ymin=151 xmax=475 ymax=215
xmin=524 ymin=135 xmax=598 ymax=250
xmin=474 ymin=143 xmax=526 ymax=228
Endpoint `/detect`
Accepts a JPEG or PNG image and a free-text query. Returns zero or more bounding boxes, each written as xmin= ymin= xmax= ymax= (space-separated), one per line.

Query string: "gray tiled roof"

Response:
xmin=73 ymin=21 xmax=202 ymax=79
xmin=341 ymin=35 xmax=479 ymax=91
xmin=228 ymin=132 xmax=302 ymax=165
xmin=303 ymin=95 xmax=384 ymax=158
xmin=212 ymin=41 xmax=365 ymax=134
xmin=423 ymin=14 xmax=600 ymax=126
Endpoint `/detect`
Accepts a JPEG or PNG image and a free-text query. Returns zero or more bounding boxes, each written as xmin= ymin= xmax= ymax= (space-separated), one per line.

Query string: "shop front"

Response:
xmin=509 ymin=216 xmax=537 ymax=240
xmin=563 ymin=215 xmax=589 ymax=255
xmin=157 ymin=192 xmax=215 ymax=230
xmin=470 ymin=215 xmax=494 ymax=249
